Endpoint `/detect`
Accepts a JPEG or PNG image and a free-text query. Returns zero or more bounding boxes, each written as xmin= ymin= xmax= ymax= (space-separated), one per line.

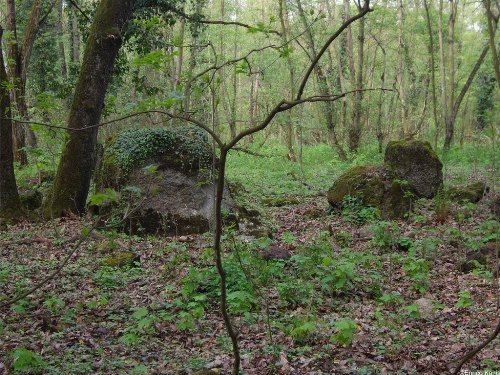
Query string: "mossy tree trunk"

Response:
xmin=0 ymin=27 xmax=22 ymax=219
xmin=44 ymin=0 xmax=134 ymax=217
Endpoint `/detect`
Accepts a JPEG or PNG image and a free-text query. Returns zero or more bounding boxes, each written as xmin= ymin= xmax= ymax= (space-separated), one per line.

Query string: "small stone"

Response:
xmin=415 ymin=297 xmax=436 ymax=319
xmin=204 ymin=359 xmax=223 ymax=369
xmin=261 ymin=246 xmax=291 ymax=261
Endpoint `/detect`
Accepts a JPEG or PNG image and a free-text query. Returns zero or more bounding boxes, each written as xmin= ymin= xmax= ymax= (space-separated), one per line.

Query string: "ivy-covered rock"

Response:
xmin=97 ymin=126 xmax=213 ymax=188
xmin=448 ymin=182 xmax=488 ymax=203
xmin=327 ymin=165 xmax=412 ymax=219
xmin=96 ymin=127 xmax=236 ymax=236
xmin=384 ymin=140 xmax=443 ymax=198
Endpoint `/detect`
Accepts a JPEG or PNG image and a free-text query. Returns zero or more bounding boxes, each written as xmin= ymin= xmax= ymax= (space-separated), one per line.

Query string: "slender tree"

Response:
xmin=5 ymin=0 xmax=54 ymax=164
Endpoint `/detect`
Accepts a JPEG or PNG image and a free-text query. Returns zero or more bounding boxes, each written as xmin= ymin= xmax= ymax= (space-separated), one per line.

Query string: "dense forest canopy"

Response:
xmin=0 ymin=0 xmax=498 ymax=374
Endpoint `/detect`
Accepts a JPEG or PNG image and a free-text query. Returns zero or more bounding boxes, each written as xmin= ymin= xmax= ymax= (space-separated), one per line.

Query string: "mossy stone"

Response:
xmin=327 ymin=165 xmax=386 ymax=208
xmin=263 ymin=195 xmax=301 ymax=207
xmin=448 ymin=182 xmax=488 ymax=203
xmin=327 ymin=165 xmax=412 ymax=219
xmin=102 ymin=251 xmax=139 ymax=267
xmin=384 ymin=140 xmax=443 ymax=198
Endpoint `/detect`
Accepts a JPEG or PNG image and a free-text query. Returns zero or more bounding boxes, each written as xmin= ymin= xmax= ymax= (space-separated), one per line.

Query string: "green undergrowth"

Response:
xmin=226 ymin=140 xmax=497 ymax=202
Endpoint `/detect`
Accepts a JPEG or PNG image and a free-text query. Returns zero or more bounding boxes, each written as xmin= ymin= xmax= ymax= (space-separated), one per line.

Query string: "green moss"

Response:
xmin=382 ymin=180 xmax=412 ymax=219
xmin=386 ymin=139 xmax=437 ymax=159
xmin=448 ymin=182 xmax=487 ymax=203
xmin=263 ymin=195 xmax=301 ymax=207
xmin=327 ymin=165 xmax=412 ymax=219
xmin=102 ymin=251 xmax=139 ymax=267
xmin=384 ymin=139 xmax=443 ymax=199
xmin=327 ymin=165 xmax=385 ymax=208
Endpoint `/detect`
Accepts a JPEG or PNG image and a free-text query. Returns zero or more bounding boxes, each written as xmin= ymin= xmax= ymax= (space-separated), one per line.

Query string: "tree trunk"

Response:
xmin=348 ymin=3 xmax=366 ymax=152
xmin=437 ymin=0 xmax=448 ymax=139
xmin=0 ymin=27 xmax=22 ymax=219
xmin=396 ymin=0 xmax=408 ymax=138
xmin=296 ymin=0 xmax=346 ymax=160
xmin=5 ymin=0 xmax=47 ymax=164
xmin=423 ymin=0 xmax=440 ymax=150
xmin=44 ymin=0 xmax=135 ymax=217
xmin=371 ymin=33 xmax=386 ymax=153
xmin=58 ymin=0 xmax=68 ymax=79
xmin=6 ymin=0 xmax=28 ymax=165
xmin=483 ymin=0 xmax=500 ymax=89
xmin=279 ymin=0 xmax=296 ymax=161
xmin=70 ymin=5 xmax=81 ymax=65
xmin=444 ymin=43 xmax=490 ymax=150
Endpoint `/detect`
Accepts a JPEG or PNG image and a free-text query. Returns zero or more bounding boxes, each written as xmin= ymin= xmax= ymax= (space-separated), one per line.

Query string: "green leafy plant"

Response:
xmin=43 ymin=296 xmax=66 ymax=312
xmin=277 ymin=278 xmax=314 ymax=307
xmin=341 ymin=195 xmax=380 ymax=226
xmin=330 ymin=318 xmax=358 ymax=346
xmin=403 ymin=304 xmax=421 ymax=319
xmin=455 ymin=290 xmax=473 ymax=308
xmin=319 ymin=256 xmax=357 ymax=292
xmin=371 ymin=221 xmax=400 ymax=251
xmin=227 ymin=290 xmax=256 ymax=314
xmin=11 ymin=348 xmax=46 ymax=373
xmin=290 ymin=318 xmax=317 ymax=344
xmin=434 ymin=188 xmax=450 ymax=224
xmin=281 ymin=231 xmax=297 ymax=246
xmin=403 ymin=257 xmax=430 ymax=293
xmin=379 ymin=292 xmax=404 ymax=305
xmin=120 ymin=307 xmax=157 ymax=346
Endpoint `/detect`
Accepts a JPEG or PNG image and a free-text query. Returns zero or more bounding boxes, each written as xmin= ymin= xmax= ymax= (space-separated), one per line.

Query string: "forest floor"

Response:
xmin=1 ymin=145 xmax=499 ymax=375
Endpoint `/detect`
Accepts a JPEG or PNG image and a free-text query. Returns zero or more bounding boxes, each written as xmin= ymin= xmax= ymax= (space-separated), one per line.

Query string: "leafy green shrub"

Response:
xmin=318 ymin=256 xmax=357 ymax=292
xmin=94 ymin=266 xmax=142 ymax=289
xmin=330 ymin=318 xmax=358 ymax=346
xmin=371 ymin=221 xmax=400 ymax=251
xmin=402 ymin=304 xmax=421 ymax=319
xmin=11 ymin=348 xmax=46 ymax=373
xmin=379 ymin=292 xmax=404 ymax=305
xmin=434 ymin=188 xmax=450 ymax=223
xmin=403 ymin=257 xmax=430 ymax=293
xmin=120 ymin=307 xmax=157 ymax=346
xmin=342 ymin=195 xmax=380 ymax=226
xmin=290 ymin=318 xmax=317 ymax=344
xmin=455 ymin=290 xmax=473 ymax=308
xmin=227 ymin=291 xmax=256 ymax=314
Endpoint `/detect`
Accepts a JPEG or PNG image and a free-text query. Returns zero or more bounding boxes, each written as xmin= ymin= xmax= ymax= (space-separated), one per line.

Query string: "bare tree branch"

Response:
xmin=453 ymin=319 xmax=500 ymax=374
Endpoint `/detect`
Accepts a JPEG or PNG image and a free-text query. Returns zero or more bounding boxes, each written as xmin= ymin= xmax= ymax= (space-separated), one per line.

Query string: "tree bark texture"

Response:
xmin=0 ymin=27 xmax=22 ymax=218
xmin=44 ymin=0 xmax=135 ymax=217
